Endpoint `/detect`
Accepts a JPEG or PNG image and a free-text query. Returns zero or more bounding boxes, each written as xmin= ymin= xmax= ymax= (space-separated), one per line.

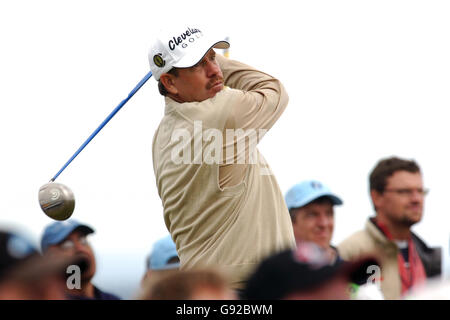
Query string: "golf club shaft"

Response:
xmin=50 ymin=71 xmax=153 ymax=182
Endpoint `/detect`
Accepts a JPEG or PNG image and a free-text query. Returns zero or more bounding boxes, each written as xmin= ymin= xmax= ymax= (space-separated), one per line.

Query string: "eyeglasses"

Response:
xmin=59 ymin=236 xmax=89 ymax=250
xmin=383 ymin=188 xmax=429 ymax=197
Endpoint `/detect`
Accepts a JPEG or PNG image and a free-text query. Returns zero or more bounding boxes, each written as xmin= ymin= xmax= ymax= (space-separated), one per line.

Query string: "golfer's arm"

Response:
xmin=216 ymin=54 xmax=288 ymax=132
xmin=217 ymin=54 xmax=284 ymax=92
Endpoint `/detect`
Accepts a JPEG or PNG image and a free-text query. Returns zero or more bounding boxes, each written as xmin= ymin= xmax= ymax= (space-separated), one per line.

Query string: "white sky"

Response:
xmin=1 ymin=0 xmax=449 ymax=298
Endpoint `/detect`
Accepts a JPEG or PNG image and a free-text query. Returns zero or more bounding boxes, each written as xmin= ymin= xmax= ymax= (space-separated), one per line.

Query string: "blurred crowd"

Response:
xmin=1 ymin=156 xmax=448 ymax=300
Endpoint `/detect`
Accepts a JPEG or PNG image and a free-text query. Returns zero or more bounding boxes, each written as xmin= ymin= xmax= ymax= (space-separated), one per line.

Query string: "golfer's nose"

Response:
xmin=206 ymin=59 xmax=220 ymax=78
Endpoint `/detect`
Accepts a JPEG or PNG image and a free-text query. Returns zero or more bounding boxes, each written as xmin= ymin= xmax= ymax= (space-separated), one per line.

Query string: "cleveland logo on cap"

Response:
xmin=153 ymin=54 xmax=165 ymax=68
xmin=168 ymin=27 xmax=202 ymax=50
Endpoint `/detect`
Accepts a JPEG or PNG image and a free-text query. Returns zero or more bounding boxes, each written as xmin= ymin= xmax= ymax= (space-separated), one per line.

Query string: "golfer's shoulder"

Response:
xmin=164 ymin=91 xmax=234 ymax=128
xmin=195 ymin=88 xmax=240 ymax=114
xmin=219 ymin=83 xmax=288 ymax=105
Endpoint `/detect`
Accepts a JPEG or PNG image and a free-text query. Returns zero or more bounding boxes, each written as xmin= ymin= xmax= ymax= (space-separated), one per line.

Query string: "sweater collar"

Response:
xmin=365 ymin=218 xmax=397 ymax=248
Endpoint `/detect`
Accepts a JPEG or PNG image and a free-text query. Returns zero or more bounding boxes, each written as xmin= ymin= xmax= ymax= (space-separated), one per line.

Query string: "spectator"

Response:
xmin=243 ymin=241 xmax=379 ymax=300
xmin=41 ymin=219 xmax=121 ymax=300
xmin=338 ymin=156 xmax=441 ymax=299
xmin=150 ymin=26 xmax=295 ymax=289
xmin=0 ymin=229 xmax=80 ymax=299
xmin=139 ymin=268 xmax=236 ymax=300
xmin=285 ymin=180 xmax=343 ymax=262
xmin=140 ymin=234 xmax=180 ymax=293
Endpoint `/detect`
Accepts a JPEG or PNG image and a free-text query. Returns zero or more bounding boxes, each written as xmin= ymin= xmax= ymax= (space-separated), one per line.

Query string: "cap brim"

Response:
xmin=173 ymin=39 xmax=229 ymax=69
xmin=73 ymin=225 xmax=94 ymax=237
xmin=152 ymin=262 xmax=180 ymax=271
xmin=41 ymin=224 xmax=95 ymax=252
xmin=288 ymin=192 xmax=343 ymax=210
xmin=53 ymin=225 xmax=94 ymax=246
xmin=326 ymin=194 xmax=343 ymax=206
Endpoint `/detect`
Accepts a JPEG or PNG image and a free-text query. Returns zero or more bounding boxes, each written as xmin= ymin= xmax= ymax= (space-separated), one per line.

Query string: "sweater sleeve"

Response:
xmin=216 ymin=54 xmax=289 ymax=133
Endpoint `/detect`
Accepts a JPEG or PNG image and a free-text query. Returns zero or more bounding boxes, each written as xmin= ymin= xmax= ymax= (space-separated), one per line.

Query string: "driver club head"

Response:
xmin=38 ymin=182 xmax=75 ymax=221
xmin=38 ymin=72 xmax=152 ymax=221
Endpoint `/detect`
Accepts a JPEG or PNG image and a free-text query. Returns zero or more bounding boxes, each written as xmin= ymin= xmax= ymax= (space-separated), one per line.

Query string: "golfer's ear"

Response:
xmin=160 ymin=74 xmax=178 ymax=95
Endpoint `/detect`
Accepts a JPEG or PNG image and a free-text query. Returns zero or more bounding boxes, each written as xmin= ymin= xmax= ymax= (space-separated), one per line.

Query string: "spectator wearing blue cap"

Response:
xmin=146 ymin=235 xmax=180 ymax=271
xmin=285 ymin=180 xmax=343 ymax=262
xmin=0 ymin=228 xmax=82 ymax=299
xmin=140 ymin=235 xmax=180 ymax=293
xmin=41 ymin=219 xmax=121 ymax=300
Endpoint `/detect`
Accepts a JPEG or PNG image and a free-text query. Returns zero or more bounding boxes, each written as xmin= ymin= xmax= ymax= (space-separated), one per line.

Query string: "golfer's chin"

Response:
xmin=209 ymin=83 xmax=224 ymax=96
xmin=185 ymin=84 xmax=224 ymax=102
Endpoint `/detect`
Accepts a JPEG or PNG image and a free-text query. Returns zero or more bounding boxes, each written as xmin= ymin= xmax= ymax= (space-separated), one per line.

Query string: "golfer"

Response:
xmin=150 ymin=26 xmax=295 ymax=289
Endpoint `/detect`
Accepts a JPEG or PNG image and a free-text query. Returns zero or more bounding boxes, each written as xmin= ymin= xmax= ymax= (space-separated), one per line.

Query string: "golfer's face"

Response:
xmin=171 ymin=49 xmax=224 ymax=102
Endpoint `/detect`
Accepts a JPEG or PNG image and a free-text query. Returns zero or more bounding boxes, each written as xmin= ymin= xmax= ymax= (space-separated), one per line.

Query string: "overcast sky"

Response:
xmin=1 ymin=0 xmax=449 ymax=297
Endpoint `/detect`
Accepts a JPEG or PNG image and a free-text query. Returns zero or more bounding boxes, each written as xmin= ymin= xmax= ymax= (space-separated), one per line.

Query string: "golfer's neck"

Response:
xmin=168 ymin=93 xmax=186 ymax=103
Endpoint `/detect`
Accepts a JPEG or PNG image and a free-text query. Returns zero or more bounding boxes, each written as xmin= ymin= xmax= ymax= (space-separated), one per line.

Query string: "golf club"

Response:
xmin=39 ymin=71 xmax=153 ymax=221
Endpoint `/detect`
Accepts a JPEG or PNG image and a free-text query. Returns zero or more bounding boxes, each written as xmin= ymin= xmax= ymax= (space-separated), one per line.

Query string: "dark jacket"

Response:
xmin=411 ymin=233 xmax=441 ymax=278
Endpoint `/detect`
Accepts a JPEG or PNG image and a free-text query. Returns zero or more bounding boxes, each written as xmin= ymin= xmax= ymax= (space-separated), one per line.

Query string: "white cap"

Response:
xmin=148 ymin=26 xmax=229 ymax=80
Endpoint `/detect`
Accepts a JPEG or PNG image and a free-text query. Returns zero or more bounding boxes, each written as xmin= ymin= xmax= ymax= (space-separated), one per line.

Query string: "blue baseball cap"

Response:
xmin=148 ymin=235 xmax=180 ymax=270
xmin=1 ymin=229 xmax=85 ymax=283
xmin=41 ymin=219 xmax=94 ymax=252
xmin=285 ymin=180 xmax=343 ymax=211
xmin=1 ymin=230 xmax=37 ymax=279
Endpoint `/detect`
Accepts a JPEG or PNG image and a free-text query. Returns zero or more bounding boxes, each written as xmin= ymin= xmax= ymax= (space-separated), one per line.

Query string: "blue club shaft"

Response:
xmin=50 ymin=71 xmax=153 ymax=182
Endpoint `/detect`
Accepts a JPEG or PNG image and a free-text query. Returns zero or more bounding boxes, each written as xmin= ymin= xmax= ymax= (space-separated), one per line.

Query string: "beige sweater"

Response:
xmin=152 ymin=55 xmax=296 ymax=288
xmin=338 ymin=219 xmax=401 ymax=299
